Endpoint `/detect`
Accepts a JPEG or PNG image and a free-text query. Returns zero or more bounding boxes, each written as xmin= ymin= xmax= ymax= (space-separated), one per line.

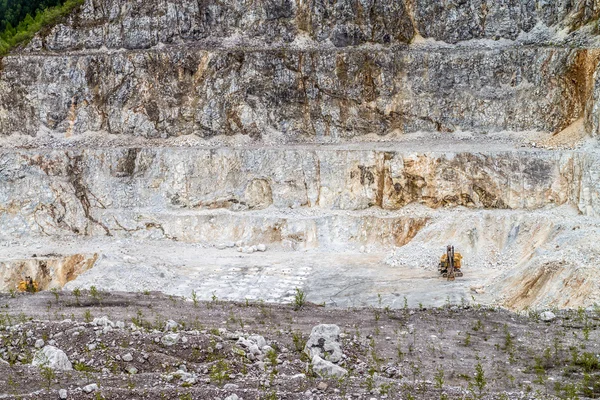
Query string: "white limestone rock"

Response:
xmin=161 ymin=333 xmax=180 ymax=346
xmin=540 ymin=311 xmax=556 ymax=322
xmin=32 ymin=346 xmax=72 ymax=371
xmin=311 ymin=355 xmax=348 ymax=378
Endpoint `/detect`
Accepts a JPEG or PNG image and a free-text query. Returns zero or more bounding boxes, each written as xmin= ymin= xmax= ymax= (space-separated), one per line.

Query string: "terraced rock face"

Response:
xmin=1 ymin=148 xmax=600 ymax=242
xmin=1 ymin=0 xmax=600 ymax=310
xmin=1 ymin=48 xmax=597 ymax=139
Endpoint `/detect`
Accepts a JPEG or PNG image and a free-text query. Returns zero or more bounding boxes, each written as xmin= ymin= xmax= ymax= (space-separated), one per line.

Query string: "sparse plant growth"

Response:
xmin=89 ymin=286 xmax=102 ymax=304
xmin=473 ymin=361 xmax=487 ymax=397
xmin=191 ymin=290 xmax=198 ymax=307
xmin=40 ymin=365 xmax=55 ymax=390
xmin=209 ymin=360 xmax=230 ymax=386
xmin=464 ymin=331 xmax=471 ymax=346
xmin=293 ymin=288 xmax=306 ymax=310
xmin=0 ymin=292 xmax=597 ymax=398
xmin=292 ymin=331 xmax=306 ymax=353
xmin=434 ymin=368 xmax=445 ymax=390
xmin=72 ymin=288 xmax=81 ymax=305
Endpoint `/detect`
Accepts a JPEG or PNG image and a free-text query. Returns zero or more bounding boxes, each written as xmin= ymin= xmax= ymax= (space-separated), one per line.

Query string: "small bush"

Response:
xmin=293 ymin=288 xmax=306 ymax=310
xmin=209 ymin=360 xmax=230 ymax=386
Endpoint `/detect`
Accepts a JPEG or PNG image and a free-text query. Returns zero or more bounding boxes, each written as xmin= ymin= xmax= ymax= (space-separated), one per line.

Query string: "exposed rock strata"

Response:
xmin=1 ymin=148 xmax=599 ymax=248
xmin=21 ymin=0 xmax=600 ymax=51
xmin=0 ymin=48 xmax=597 ymax=139
xmin=0 ymin=254 xmax=98 ymax=292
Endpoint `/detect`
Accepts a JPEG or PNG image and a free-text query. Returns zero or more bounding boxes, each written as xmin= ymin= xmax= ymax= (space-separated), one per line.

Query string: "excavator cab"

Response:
xmin=439 ymin=245 xmax=463 ymax=281
xmin=17 ymin=276 xmax=39 ymax=293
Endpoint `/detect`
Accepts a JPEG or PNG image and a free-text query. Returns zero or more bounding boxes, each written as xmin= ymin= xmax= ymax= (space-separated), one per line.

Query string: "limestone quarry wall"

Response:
xmin=1 ymin=148 xmax=599 ymax=247
xmin=1 ymin=0 xmax=600 ymax=139
xmin=0 ymin=254 xmax=98 ymax=292
xmin=0 ymin=48 xmax=594 ymax=139
xmin=1 ymin=0 xmax=600 ymax=308
xmin=21 ymin=0 xmax=600 ymax=51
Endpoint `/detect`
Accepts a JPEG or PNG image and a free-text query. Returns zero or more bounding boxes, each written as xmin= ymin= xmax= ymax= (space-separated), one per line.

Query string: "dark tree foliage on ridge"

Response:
xmin=0 ymin=0 xmax=64 ymax=32
xmin=0 ymin=0 xmax=82 ymax=55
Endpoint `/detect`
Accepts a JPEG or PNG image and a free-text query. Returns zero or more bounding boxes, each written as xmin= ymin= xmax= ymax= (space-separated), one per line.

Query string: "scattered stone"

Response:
xmin=32 ymin=346 xmax=72 ymax=371
xmin=164 ymin=320 xmax=180 ymax=332
xmin=224 ymin=395 xmax=240 ymax=400
xmin=58 ymin=389 xmax=68 ymax=399
xmin=470 ymin=285 xmax=485 ymax=294
xmin=540 ymin=311 xmax=556 ymax=322
xmin=256 ymin=244 xmax=267 ymax=252
xmin=249 ymin=344 xmax=261 ymax=356
xmin=92 ymin=316 xmax=114 ymax=328
xmin=122 ymin=353 xmax=133 ymax=362
xmin=34 ymin=339 xmax=44 ymax=348
xmin=126 ymin=366 xmax=138 ymax=374
xmin=224 ymin=383 xmax=239 ymax=390
xmin=317 ymin=381 xmax=328 ymax=390
xmin=311 ymin=355 xmax=348 ymax=378
xmin=82 ymin=383 xmax=98 ymax=393
xmin=161 ymin=333 xmax=180 ymax=346
xmin=262 ymin=345 xmax=274 ymax=353
xmin=304 ymin=324 xmax=343 ymax=363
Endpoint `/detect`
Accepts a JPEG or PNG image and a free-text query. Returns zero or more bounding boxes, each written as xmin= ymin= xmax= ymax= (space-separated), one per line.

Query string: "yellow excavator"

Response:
xmin=17 ymin=276 xmax=39 ymax=293
xmin=439 ymin=245 xmax=463 ymax=281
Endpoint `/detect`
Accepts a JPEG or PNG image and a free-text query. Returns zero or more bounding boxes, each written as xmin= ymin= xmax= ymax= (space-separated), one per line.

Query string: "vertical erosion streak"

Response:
xmin=401 ymin=0 xmax=420 ymax=41
xmin=375 ymin=152 xmax=389 ymax=208
xmin=569 ymin=49 xmax=600 ymax=134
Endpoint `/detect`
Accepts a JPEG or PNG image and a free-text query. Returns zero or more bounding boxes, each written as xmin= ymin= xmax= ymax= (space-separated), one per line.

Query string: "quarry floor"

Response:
xmin=3 ymin=204 xmax=599 ymax=311
xmin=2 ymin=235 xmax=494 ymax=308
xmin=0 ymin=291 xmax=599 ymax=400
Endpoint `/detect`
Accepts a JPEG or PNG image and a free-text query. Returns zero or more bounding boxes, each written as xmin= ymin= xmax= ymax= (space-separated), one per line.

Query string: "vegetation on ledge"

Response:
xmin=0 ymin=0 xmax=84 ymax=56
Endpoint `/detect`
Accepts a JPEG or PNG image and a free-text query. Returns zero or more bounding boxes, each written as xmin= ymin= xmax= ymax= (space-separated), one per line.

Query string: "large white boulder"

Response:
xmin=92 ymin=316 xmax=114 ymax=328
xmin=32 ymin=346 xmax=72 ymax=371
xmin=304 ymin=324 xmax=343 ymax=363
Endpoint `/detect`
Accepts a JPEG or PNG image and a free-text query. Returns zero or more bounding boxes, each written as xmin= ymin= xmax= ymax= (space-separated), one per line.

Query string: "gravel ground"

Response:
xmin=0 ymin=291 xmax=599 ymax=399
